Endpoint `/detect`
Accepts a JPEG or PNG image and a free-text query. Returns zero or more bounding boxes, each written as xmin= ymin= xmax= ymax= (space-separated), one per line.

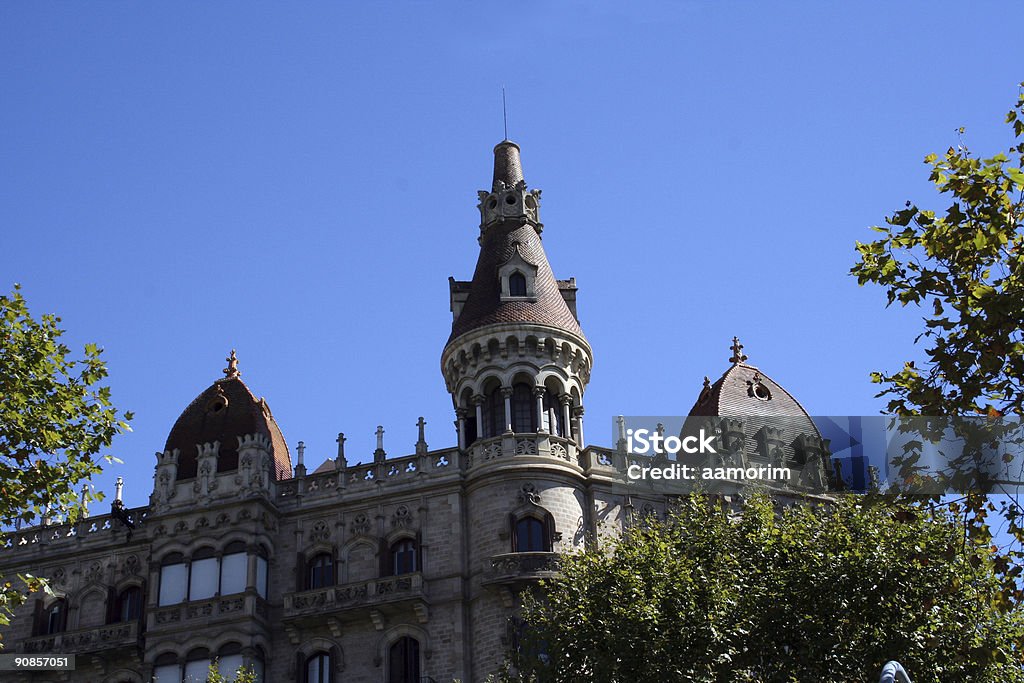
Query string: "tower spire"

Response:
xmin=491 ymin=140 xmax=524 ymax=191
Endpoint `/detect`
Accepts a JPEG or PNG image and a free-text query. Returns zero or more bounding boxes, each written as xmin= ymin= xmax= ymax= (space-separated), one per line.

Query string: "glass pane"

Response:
xmin=220 ymin=553 xmax=247 ymax=595
xmin=256 ymin=556 xmax=268 ymax=599
xmin=183 ymin=659 xmax=210 ymax=683
xmin=218 ymin=654 xmax=245 ymax=680
xmin=189 ymin=557 xmax=219 ymax=600
xmin=153 ymin=664 xmax=180 ymax=683
xmin=121 ymin=587 xmax=142 ymax=621
xmin=159 ymin=564 xmax=188 ymax=606
xmin=306 ymin=653 xmax=328 ymax=683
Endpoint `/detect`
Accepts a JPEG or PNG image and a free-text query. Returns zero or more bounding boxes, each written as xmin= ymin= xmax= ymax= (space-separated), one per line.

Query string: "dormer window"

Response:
xmin=499 ymin=243 xmax=538 ymax=302
xmin=509 ymin=272 xmax=527 ymax=297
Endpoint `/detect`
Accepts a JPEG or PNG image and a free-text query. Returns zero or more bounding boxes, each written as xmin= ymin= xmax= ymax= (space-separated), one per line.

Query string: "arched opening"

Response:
xmin=115 ymin=586 xmax=143 ymax=623
xmin=183 ymin=647 xmax=211 ymax=682
xmin=511 ymin=382 xmax=535 ymax=433
xmin=511 ymin=511 xmax=556 ymax=553
xmin=460 ymin=388 xmax=477 ymax=445
xmin=221 ymin=541 xmax=247 ymax=595
xmin=45 ymin=599 xmax=66 ymax=635
xmin=388 ymin=538 xmax=418 ymax=576
xmin=481 ymin=379 xmax=504 ymax=438
xmin=305 ymin=651 xmax=331 ymax=683
xmin=306 ymin=553 xmax=334 ymax=590
xmin=509 ymin=271 xmax=527 ymax=296
xmin=388 ymin=636 xmax=421 ymax=683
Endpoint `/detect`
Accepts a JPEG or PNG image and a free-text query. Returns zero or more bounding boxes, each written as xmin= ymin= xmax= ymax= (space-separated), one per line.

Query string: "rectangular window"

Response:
xmin=256 ymin=556 xmax=268 ymax=599
xmin=189 ymin=557 xmax=219 ymax=601
xmin=220 ymin=553 xmax=247 ymax=595
xmin=158 ymin=564 xmax=187 ymax=606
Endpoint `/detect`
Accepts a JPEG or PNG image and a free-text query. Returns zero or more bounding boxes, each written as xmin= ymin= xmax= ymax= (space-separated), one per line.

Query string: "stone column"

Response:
xmin=561 ymin=395 xmax=573 ymax=439
xmin=534 ymin=386 xmax=547 ymax=433
xmin=572 ymin=406 xmax=586 ymax=448
xmin=472 ymin=395 xmax=484 ymax=437
xmin=501 ymin=387 xmax=514 ymax=433
xmin=456 ymin=408 xmax=467 ymax=450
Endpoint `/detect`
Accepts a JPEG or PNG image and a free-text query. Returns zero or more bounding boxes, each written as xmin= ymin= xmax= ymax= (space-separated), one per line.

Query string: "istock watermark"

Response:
xmin=626 ymin=462 xmax=791 ymax=482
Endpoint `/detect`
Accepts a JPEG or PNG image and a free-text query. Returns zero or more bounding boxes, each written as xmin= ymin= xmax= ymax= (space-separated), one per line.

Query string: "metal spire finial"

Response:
xmin=223 ymin=349 xmax=240 ymax=379
xmin=729 ymin=336 xmax=748 ymax=364
xmin=502 ymin=86 xmax=508 ymax=141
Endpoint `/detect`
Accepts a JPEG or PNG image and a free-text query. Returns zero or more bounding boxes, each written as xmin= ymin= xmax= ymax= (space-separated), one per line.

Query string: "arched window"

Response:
xmin=217 ymin=642 xmax=244 ymax=681
xmin=45 ymin=599 xmax=66 ymax=635
xmin=221 ymin=541 xmax=248 ymax=596
xmin=543 ymin=388 xmax=564 ymax=437
xmin=388 ymin=637 xmax=420 ymax=683
xmin=188 ymin=547 xmax=219 ymax=601
xmin=158 ymin=553 xmax=187 ymax=606
xmin=482 ymin=385 xmax=505 ymax=438
xmin=509 ymin=271 xmax=527 ymax=296
xmin=183 ymin=647 xmax=211 ymax=683
xmin=116 ymin=586 xmax=143 ymax=622
xmin=389 ymin=539 xmax=418 ymax=576
xmin=514 ymin=516 xmax=551 ymax=553
xmin=153 ymin=653 xmax=180 ymax=683
xmin=306 ymin=553 xmax=334 ymax=590
xmin=511 ymin=383 xmax=535 ymax=433
xmin=306 ymin=652 xmax=331 ymax=683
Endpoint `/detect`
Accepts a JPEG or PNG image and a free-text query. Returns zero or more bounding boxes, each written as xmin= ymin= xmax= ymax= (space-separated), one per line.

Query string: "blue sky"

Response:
xmin=2 ymin=2 xmax=1022 ymax=511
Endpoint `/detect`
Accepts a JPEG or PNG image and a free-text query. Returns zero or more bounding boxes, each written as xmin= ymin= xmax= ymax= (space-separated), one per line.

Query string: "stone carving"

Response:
xmin=517 ymin=482 xmax=540 ymax=506
xmin=351 ymin=512 xmax=371 ymax=536
xmin=122 ymin=555 xmax=140 ymax=577
xmin=310 ymin=520 xmax=330 ymax=543
xmin=85 ymin=561 xmax=103 ymax=584
xmin=391 ymin=505 xmax=412 ymax=529
xmin=515 ymin=439 xmax=538 ymax=455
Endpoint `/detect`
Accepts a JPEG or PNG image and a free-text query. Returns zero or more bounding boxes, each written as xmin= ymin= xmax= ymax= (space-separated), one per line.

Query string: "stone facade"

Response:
xmin=0 ymin=140 xmax=830 ymax=683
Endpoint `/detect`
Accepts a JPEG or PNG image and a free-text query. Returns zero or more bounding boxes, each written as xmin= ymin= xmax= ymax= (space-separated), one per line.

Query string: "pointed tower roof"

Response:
xmin=449 ymin=141 xmax=584 ymax=342
xmin=164 ymin=352 xmax=292 ymax=481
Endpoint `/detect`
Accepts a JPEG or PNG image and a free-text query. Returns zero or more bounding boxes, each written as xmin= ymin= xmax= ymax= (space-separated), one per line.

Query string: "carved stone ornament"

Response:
xmin=391 ymin=505 xmax=413 ymax=529
xmin=85 ymin=561 xmax=103 ymax=585
xmin=310 ymin=520 xmax=330 ymax=543
xmin=517 ymin=482 xmax=541 ymax=506
xmin=122 ymin=555 xmax=141 ymax=577
xmin=351 ymin=512 xmax=371 ymax=536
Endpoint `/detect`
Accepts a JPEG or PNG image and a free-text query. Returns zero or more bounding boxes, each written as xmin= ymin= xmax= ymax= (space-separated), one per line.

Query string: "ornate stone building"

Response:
xmin=0 ymin=140 xmax=831 ymax=683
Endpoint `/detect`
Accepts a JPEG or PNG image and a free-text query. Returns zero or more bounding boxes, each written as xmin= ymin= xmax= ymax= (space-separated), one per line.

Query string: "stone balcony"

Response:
xmin=484 ymin=552 xmax=560 ymax=586
xmin=282 ymin=574 xmax=428 ymax=637
xmin=148 ymin=593 xmax=269 ymax=632
xmin=22 ymin=621 xmax=139 ymax=654
xmin=465 ymin=434 xmax=580 ymax=472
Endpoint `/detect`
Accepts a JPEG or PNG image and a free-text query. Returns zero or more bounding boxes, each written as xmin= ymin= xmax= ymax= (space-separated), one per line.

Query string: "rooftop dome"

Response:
xmin=163 ymin=351 xmax=292 ymax=481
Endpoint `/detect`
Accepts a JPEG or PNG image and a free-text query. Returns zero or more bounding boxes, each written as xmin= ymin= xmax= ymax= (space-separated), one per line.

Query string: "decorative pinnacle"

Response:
xmin=223 ymin=349 xmax=241 ymax=379
xmin=729 ymin=337 xmax=748 ymax=365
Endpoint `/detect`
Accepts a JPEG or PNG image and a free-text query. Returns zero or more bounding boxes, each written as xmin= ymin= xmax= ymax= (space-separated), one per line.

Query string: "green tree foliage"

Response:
xmin=202 ymin=661 xmax=258 ymax=683
xmin=851 ymin=85 xmax=1024 ymax=418
xmin=851 ymin=84 xmax=1024 ymax=620
xmin=0 ymin=285 xmax=132 ymax=637
xmin=512 ymin=494 xmax=1024 ymax=683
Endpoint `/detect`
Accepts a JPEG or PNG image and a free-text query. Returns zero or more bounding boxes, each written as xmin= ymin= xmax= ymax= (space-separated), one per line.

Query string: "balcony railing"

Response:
xmin=485 ymin=552 xmax=560 ymax=584
xmin=283 ymin=573 xmax=425 ymax=619
xmin=150 ymin=594 xmax=269 ymax=629
xmin=22 ymin=621 xmax=139 ymax=654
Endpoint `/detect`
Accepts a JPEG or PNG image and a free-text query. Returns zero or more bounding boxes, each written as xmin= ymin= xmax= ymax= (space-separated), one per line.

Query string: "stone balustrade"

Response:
xmin=22 ymin=621 xmax=138 ymax=654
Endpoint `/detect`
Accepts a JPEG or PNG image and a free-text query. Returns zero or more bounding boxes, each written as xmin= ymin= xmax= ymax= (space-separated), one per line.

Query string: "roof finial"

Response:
xmin=223 ymin=349 xmax=240 ymax=379
xmin=729 ymin=336 xmax=748 ymax=364
xmin=502 ymin=85 xmax=508 ymax=141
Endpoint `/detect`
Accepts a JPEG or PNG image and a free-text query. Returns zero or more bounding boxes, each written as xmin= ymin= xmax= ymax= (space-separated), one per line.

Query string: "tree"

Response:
xmin=850 ymin=84 xmax=1024 ymax=615
xmin=511 ymin=494 xmax=1024 ymax=683
xmin=851 ymin=84 xmax=1024 ymax=418
xmin=0 ymin=285 xmax=132 ymax=639
xmin=202 ymin=661 xmax=258 ymax=683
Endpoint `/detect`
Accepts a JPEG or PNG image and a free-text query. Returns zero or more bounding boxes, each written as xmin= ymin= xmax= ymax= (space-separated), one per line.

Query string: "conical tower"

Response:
xmin=441 ymin=140 xmax=593 ymax=451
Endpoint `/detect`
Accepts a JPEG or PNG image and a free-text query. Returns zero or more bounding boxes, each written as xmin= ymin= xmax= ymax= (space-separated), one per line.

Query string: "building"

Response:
xmin=0 ymin=140 xmax=832 ymax=683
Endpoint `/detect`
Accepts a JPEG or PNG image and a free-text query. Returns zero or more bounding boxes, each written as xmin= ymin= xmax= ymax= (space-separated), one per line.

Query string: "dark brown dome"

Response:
xmin=164 ymin=372 xmax=291 ymax=481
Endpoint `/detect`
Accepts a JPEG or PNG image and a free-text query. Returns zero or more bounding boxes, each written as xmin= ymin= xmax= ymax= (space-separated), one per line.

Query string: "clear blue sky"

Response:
xmin=2 ymin=2 xmax=1022 ymax=511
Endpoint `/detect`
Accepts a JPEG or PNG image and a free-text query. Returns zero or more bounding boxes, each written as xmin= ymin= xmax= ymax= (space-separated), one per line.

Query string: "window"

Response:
xmin=515 ymin=517 xmax=549 ymax=552
xmin=543 ymin=388 xmax=564 ymax=437
xmin=45 ymin=600 xmax=66 ymax=635
xmin=217 ymin=642 xmax=244 ymax=681
xmin=159 ymin=555 xmax=187 ymax=606
xmin=390 ymin=539 xmax=418 ymax=575
xmin=388 ymin=637 xmax=420 ymax=683
xmin=509 ymin=271 xmax=527 ymax=296
xmin=153 ymin=653 xmax=180 ymax=683
xmin=306 ymin=652 xmax=331 ymax=683
xmin=183 ymin=648 xmax=211 ymax=683
xmin=189 ymin=548 xmax=219 ymax=601
xmin=482 ymin=386 xmax=504 ymax=438
xmin=306 ymin=553 xmax=334 ymax=590
xmin=117 ymin=586 xmax=143 ymax=622
xmin=221 ymin=542 xmax=247 ymax=595
xmin=511 ymin=383 xmax=535 ymax=433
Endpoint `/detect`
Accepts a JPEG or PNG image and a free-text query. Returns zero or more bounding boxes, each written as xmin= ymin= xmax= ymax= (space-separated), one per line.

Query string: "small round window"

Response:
xmin=505 ymin=195 xmax=516 ymax=205
xmin=488 ymin=198 xmax=497 ymax=210
xmin=751 ymin=382 xmax=772 ymax=401
xmin=207 ymin=395 xmax=229 ymax=414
